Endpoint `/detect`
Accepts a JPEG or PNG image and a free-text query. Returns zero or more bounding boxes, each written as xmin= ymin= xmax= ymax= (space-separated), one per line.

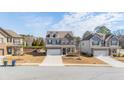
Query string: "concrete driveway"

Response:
xmin=39 ymin=55 xmax=64 ymax=66
xmin=96 ymin=56 xmax=124 ymax=68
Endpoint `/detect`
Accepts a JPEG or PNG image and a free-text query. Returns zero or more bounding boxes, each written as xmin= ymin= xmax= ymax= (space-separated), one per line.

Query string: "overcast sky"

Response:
xmin=0 ymin=12 xmax=124 ymax=37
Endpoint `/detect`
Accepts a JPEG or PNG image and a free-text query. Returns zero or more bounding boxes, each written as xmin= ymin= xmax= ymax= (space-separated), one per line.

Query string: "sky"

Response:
xmin=0 ymin=12 xmax=124 ymax=37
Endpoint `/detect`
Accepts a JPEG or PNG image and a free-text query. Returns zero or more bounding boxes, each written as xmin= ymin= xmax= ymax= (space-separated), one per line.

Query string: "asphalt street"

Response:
xmin=0 ymin=66 xmax=124 ymax=80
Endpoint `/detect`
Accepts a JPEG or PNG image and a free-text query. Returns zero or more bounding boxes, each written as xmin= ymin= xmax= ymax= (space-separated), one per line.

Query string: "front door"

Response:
xmin=63 ymin=48 xmax=66 ymax=55
xmin=7 ymin=47 xmax=12 ymax=55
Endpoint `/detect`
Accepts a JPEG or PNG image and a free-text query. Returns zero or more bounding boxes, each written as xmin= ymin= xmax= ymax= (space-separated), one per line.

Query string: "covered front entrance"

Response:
xmin=62 ymin=47 xmax=75 ymax=55
xmin=110 ymin=48 xmax=117 ymax=56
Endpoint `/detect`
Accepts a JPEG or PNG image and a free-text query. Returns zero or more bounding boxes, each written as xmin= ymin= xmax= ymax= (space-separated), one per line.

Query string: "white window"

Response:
xmin=82 ymin=43 xmax=84 ymax=46
xmin=0 ymin=38 xmax=3 ymax=43
xmin=13 ymin=39 xmax=20 ymax=44
xmin=92 ymin=41 xmax=100 ymax=45
xmin=52 ymin=40 xmax=56 ymax=44
xmin=47 ymin=39 xmax=52 ymax=44
xmin=92 ymin=36 xmax=101 ymax=45
xmin=56 ymin=39 xmax=61 ymax=44
xmin=111 ymin=38 xmax=118 ymax=45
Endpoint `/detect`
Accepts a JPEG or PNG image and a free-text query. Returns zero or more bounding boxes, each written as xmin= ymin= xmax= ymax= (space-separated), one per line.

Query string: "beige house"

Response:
xmin=0 ymin=27 xmax=23 ymax=56
xmin=46 ymin=31 xmax=76 ymax=55
xmin=80 ymin=33 xmax=120 ymax=56
xmin=20 ymin=34 xmax=36 ymax=47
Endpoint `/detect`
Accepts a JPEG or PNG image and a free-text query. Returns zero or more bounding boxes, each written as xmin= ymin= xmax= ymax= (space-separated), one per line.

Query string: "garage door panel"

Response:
xmin=94 ymin=50 xmax=108 ymax=56
xmin=47 ymin=49 xmax=61 ymax=55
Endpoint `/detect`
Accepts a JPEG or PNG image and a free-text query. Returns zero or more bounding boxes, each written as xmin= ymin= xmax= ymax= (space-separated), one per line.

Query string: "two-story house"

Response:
xmin=0 ymin=27 xmax=23 ymax=56
xmin=20 ymin=34 xmax=36 ymax=47
xmin=46 ymin=31 xmax=76 ymax=55
xmin=80 ymin=33 xmax=120 ymax=56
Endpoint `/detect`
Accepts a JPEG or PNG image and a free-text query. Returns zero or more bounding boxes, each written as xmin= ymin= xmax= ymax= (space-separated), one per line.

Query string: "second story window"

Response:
xmin=52 ymin=40 xmax=56 ymax=45
xmin=82 ymin=42 xmax=84 ymax=46
xmin=7 ymin=37 xmax=12 ymax=42
xmin=111 ymin=40 xmax=117 ymax=45
xmin=13 ymin=39 xmax=20 ymax=44
xmin=92 ymin=36 xmax=101 ymax=46
xmin=47 ymin=39 xmax=52 ymax=44
xmin=56 ymin=40 xmax=61 ymax=44
xmin=0 ymin=38 xmax=3 ymax=43
xmin=111 ymin=38 xmax=118 ymax=45
xmin=92 ymin=41 xmax=100 ymax=45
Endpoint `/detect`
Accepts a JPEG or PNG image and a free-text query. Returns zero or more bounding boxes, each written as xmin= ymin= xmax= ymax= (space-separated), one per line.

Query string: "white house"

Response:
xmin=80 ymin=33 xmax=120 ymax=56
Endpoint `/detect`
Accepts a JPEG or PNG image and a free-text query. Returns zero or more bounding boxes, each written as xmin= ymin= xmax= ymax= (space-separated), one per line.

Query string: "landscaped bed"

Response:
xmin=114 ymin=57 xmax=124 ymax=62
xmin=6 ymin=54 xmax=45 ymax=65
xmin=62 ymin=55 xmax=106 ymax=64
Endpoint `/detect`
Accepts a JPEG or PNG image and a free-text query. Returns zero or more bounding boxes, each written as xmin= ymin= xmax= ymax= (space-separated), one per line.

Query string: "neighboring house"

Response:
xmin=46 ymin=31 xmax=76 ymax=55
xmin=118 ymin=35 xmax=124 ymax=49
xmin=80 ymin=33 xmax=120 ymax=56
xmin=0 ymin=27 xmax=23 ymax=56
xmin=20 ymin=34 xmax=35 ymax=47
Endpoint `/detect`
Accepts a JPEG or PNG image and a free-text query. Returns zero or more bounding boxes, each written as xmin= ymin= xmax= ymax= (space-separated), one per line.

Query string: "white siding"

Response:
xmin=80 ymin=40 xmax=92 ymax=54
xmin=0 ymin=33 xmax=7 ymax=44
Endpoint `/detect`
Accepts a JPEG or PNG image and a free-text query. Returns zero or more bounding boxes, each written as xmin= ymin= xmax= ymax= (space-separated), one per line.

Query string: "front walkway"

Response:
xmin=96 ymin=56 xmax=124 ymax=68
xmin=39 ymin=55 xmax=64 ymax=66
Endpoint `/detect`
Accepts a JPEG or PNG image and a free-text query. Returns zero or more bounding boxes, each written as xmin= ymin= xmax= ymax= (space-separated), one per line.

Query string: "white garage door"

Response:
xmin=47 ymin=49 xmax=61 ymax=55
xmin=94 ymin=50 xmax=108 ymax=56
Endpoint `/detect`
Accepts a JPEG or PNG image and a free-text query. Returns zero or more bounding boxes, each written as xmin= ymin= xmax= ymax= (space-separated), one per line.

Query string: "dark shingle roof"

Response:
xmin=47 ymin=31 xmax=73 ymax=38
xmin=82 ymin=32 xmax=113 ymax=40
xmin=82 ymin=34 xmax=93 ymax=40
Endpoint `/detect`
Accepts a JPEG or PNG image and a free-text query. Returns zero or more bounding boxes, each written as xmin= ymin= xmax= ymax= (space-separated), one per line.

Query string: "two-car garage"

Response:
xmin=93 ymin=49 xmax=109 ymax=56
xmin=47 ymin=48 xmax=61 ymax=55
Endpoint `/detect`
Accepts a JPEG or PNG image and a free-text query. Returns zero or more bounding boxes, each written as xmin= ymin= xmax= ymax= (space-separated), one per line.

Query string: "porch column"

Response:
xmin=66 ymin=48 xmax=67 ymax=55
xmin=61 ymin=48 xmax=63 ymax=55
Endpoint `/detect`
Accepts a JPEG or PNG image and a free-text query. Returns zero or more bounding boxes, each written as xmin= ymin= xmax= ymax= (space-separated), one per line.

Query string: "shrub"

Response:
xmin=113 ymin=54 xmax=117 ymax=57
xmin=122 ymin=54 xmax=124 ymax=57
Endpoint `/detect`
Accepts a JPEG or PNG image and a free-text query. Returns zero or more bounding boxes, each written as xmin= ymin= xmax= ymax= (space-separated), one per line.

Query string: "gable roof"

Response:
xmin=0 ymin=27 xmax=21 ymax=38
xmin=46 ymin=31 xmax=73 ymax=38
xmin=82 ymin=34 xmax=93 ymax=40
xmin=82 ymin=32 xmax=116 ymax=41
xmin=82 ymin=33 xmax=103 ymax=40
xmin=0 ymin=28 xmax=9 ymax=37
xmin=5 ymin=29 xmax=21 ymax=38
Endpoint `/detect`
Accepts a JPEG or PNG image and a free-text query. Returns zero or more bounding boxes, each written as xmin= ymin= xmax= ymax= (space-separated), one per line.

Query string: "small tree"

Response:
xmin=35 ymin=39 xmax=39 ymax=46
xmin=32 ymin=39 xmax=36 ymax=46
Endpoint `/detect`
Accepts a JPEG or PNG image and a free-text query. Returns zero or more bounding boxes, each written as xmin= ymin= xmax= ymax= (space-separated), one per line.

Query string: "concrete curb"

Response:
xmin=64 ymin=64 xmax=111 ymax=67
xmin=16 ymin=63 xmax=111 ymax=67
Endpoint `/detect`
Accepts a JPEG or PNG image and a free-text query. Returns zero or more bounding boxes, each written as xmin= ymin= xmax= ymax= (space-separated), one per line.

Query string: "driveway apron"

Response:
xmin=96 ymin=56 xmax=124 ymax=68
xmin=39 ymin=55 xmax=64 ymax=66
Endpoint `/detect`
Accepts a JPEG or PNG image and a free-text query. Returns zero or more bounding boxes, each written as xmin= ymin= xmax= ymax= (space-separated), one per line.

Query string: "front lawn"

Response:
xmin=6 ymin=54 xmax=45 ymax=64
xmin=63 ymin=55 xmax=105 ymax=64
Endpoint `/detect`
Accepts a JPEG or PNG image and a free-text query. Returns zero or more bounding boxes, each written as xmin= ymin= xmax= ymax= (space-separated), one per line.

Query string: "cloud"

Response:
xmin=50 ymin=12 xmax=124 ymax=37
xmin=24 ymin=16 xmax=54 ymax=36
